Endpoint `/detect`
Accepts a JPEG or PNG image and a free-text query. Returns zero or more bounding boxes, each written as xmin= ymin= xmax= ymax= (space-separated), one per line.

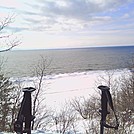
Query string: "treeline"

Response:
xmin=0 ymin=65 xmax=133 ymax=134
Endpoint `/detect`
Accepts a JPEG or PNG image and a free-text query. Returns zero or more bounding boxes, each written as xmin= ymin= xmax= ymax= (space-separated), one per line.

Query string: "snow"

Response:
xmin=0 ymin=130 xmax=82 ymax=134
xmin=11 ymin=69 xmax=128 ymax=110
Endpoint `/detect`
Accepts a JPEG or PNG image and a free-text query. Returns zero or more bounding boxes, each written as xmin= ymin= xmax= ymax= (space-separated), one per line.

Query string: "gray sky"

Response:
xmin=0 ymin=0 xmax=134 ymax=49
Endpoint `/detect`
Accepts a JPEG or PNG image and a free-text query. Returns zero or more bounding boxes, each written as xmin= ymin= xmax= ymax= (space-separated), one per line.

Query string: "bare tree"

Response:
xmin=52 ymin=103 xmax=77 ymax=134
xmin=96 ymin=70 xmax=119 ymax=88
xmin=31 ymin=56 xmax=52 ymax=130
xmin=0 ymin=15 xmax=21 ymax=52
xmin=33 ymin=106 xmax=53 ymax=130
xmin=71 ymin=97 xmax=100 ymax=134
xmin=115 ymin=71 xmax=134 ymax=133
xmin=72 ymin=97 xmax=99 ymax=120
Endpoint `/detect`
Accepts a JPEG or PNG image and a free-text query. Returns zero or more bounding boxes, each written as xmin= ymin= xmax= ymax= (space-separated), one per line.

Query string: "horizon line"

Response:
xmin=12 ymin=45 xmax=134 ymax=51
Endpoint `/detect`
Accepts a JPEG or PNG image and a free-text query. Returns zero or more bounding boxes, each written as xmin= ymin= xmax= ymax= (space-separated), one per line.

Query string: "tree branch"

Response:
xmin=0 ymin=38 xmax=21 ymax=52
xmin=0 ymin=14 xmax=20 ymax=52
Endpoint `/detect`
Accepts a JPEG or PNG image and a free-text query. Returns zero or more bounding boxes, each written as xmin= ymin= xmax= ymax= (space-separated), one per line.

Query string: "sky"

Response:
xmin=0 ymin=0 xmax=134 ymax=49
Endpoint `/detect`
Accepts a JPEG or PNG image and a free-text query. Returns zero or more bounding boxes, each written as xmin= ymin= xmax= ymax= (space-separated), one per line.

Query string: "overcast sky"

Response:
xmin=0 ymin=0 xmax=134 ymax=49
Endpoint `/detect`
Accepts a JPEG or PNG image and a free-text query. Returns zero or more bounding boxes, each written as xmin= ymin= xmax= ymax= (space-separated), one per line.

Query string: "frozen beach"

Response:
xmin=12 ymin=69 xmax=128 ymax=110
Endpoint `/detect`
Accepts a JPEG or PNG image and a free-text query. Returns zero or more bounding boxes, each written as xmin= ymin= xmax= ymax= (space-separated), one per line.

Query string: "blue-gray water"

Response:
xmin=1 ymin=46 xmax=134 ymax=77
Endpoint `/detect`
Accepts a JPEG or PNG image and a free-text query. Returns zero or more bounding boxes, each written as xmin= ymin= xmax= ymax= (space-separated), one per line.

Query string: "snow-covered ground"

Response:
xmin=12 ymin=69 xmax=128 ymax=110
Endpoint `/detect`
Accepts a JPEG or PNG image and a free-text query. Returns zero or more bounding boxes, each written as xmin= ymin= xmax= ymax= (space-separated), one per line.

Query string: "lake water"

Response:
xmin=1 ymin=46 xmax=134 ymax=77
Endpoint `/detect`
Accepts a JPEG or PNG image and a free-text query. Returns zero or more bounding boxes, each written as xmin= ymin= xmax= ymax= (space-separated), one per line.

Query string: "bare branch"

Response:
xmin=0 ymin=38 xmax=21 ymax=52
xmin=0 ymin=14 xmax=14 ymax=31
xmin=0 ymin=34 xmax=11 ymax=39
xmin=0 ymin=14 xmax=20 ymax=52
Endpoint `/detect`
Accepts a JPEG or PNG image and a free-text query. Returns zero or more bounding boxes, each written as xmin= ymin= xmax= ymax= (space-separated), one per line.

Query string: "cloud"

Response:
xmin=0 ymin=6 xmax=15 ymax=10
xmin=36 ymin=0 xmax=132 ymax=19
xmin=21 ymin=10 xmax=40 ymax=16
xmin=26 ymin=0 xmax=133 ymax=18
xmin=17 ymin=0 xmax=134 ymax=32
xmin=0 ymin=0 xmax=21 ymax=10
xmin=8 ymin=26 xmax=29 ymax=32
